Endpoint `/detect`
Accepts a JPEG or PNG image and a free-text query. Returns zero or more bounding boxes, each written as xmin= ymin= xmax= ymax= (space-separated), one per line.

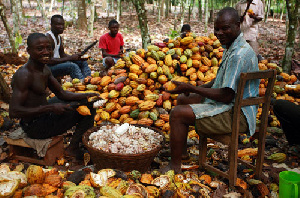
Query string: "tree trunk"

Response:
xmin=198 ymin=0 xmax=202 ymax=22
xmin=71 ymin=0 xmax=77 ymax=24
xmin=50 ymin=0 xmax=55 ymax=12
xmin=188 ymin=0 xmax=194 ymax=22
xmin=89 ymin=0 xmax=95 ymax=37
xmin=264 ymin=0 xmax=271 ymax=22
xmin=106 ymin=0 xmax=110 ymax=17
xmin=160 ymin=0 xmax=165 ymax=18
xmin=0 ymin=73 xmax=10 ymax=103
xmin=157 ymin=0 xmax=161 ymax=22
xmin=204 ymin=0 xmax=208 ymax=32
xmin=117 ymin=0 xmax=121 ymax=21
xmin=279 ymin=1 xmax=284 ymax=20
xmin=132 ymin=0 xmax=151 ymax=49
xmin=10 ymin=0 xmax=19 ymax=35
xmin=165 ymin=0 xmax=169 ymax=18
xmin=77 ymin=0 xmax=87 ymax=31
xmin=180 ymin=0 xmax=188 ymax=27
xmin=0 ymin=1 xmax=17 ymax=53
xmin=18 ymin=0 xmax=25 ymax=23
xmin=282 ymin=0 xmax=299 ymax=74
xmin=208 ymin=0 xmax=213 ymax=23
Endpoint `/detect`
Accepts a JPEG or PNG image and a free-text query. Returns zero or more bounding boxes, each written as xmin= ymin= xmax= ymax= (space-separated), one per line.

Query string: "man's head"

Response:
xmin=214 ymin=7 xmax=241 ymax=48
xmin=27 ymin=33 xmax=52 ymax=64
xmin=51 ymin=15 xmax=65 ymax=35
xmin=181 ymin=24 xmax=191 ymax=33
xmin=108 ymin=19 xmax=119 ymax=37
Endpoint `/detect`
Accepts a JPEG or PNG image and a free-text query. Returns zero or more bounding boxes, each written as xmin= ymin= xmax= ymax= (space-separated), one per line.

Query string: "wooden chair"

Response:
xmin=197 ymin=69 xmax=276 ymax=187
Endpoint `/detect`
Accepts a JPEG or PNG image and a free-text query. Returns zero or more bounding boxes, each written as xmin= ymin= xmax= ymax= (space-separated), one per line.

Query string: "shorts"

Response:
xmin=103 ymin=57 xmax=120 ymax=69
xmin=195 ymin=109 xmax=249 ymax=135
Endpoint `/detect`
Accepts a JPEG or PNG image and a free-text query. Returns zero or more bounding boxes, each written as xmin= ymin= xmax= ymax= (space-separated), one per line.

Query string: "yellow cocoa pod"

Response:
xmin=165 ymin=54 xmax=173 ymax=67
xmin=180 ymin=36 xmax=193 ymax=45
xmin=139 ymin=101 xmax=156 ymax=111
xmin=186 ymin=67 xmax=196 ymax=76
xmin=100 ymin=76 xmax=112 ymax=87
xmin=101 ymin=111 xmax=110 ymax=120
xmin=130 ymin=64 xmax=141 ymax=74
xmin=76 ymin=106 xmax=91 ymax=116
xmin=128 ymin=73 xmax=139 ymax=81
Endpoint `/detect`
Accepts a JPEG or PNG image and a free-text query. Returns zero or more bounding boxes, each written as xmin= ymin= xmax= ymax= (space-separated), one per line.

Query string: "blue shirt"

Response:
xmin=190 ymin=33 xmax=259 ymax=135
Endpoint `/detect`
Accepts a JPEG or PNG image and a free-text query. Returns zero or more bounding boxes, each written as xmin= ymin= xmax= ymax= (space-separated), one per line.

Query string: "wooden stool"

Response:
xmin=4 ymin=135 xmax=64 ymax=166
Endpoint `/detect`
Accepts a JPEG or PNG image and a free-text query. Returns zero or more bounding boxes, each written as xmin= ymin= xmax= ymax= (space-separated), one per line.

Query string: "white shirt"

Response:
xmin=235 ymin=0 xmax=264 ymax=41
xmin=45 ymin=30 xmax=61 ymax=58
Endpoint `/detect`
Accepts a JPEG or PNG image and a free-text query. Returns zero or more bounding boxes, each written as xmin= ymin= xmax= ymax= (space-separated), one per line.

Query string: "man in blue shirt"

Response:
xmin=163 ymin=7 xmax=259 ymax=173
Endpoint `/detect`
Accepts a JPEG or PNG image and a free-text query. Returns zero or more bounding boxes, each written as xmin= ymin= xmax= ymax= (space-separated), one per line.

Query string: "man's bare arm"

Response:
xmin=9 ymin=70 xmax=69 ymax=118
xmin=168 ymin=81 xmax=235 ymax=104
xmin=46 ymin=35 xmax=83 ymax=65
xmin=101 ymin=48 xmax=123 ymax=58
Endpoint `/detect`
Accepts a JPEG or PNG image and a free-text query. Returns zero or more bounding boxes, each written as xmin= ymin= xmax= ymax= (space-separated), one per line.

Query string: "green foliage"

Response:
xmin=168 ymin=29 xmax=179 ymax=39
xmin=14 ymin=32 xmax=22 ymax=49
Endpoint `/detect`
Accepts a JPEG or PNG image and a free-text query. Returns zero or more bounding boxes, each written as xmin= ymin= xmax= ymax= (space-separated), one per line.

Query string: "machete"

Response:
xmin=80 ymin=40 xmax=98 ymax=56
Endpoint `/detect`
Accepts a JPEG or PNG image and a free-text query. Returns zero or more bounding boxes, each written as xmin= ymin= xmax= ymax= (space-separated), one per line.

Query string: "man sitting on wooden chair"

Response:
xmin=163 ymin=7 xmax=259 ymax=173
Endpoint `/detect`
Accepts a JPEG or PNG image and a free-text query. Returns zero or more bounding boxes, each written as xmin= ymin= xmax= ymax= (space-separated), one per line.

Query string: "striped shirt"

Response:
xmin=190 ymin=33 xmax=259 ymax=135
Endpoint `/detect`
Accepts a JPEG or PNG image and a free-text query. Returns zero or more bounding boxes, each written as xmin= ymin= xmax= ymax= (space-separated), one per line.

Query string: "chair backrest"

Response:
xmin=231 ymin=69 xmax=276 ymax=173
xmin=232 ymin=69 xmax=276 ymax=137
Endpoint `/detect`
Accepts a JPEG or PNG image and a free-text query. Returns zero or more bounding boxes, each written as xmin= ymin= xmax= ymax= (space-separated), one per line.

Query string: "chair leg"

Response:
xmin=228 ymin=144 xmax=238 ymax=187
xmin=255 ymin=131 xmax=267 ymax=179
xmin=199 ymin=135 xmax=207 ymax=169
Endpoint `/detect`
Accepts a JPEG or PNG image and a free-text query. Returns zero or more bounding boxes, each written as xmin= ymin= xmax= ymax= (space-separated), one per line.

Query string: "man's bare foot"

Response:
xmin=65 ymin=146 xmax=81 ymax=158
xmin=160 ymin=163 xmax=182 ymax=174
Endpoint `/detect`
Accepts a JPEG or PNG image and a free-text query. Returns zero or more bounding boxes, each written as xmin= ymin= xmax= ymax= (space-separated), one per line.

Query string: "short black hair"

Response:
xmin=181 ymin=24 xmax=191 ymax=33
xmin=51 ymin=14 xmax=64 ymax=24
xmin=27 ymin=33 xmax=47 ymax=48
xmin=108 ymin=19 xmax=119 ymax=27
xmin=216 ymin=7 xmax=240 ymax=24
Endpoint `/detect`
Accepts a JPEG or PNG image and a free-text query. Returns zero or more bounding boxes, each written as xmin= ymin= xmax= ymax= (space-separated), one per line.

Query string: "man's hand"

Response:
xmin=68 ymin=54 xmax=82 ymax=61
xmin=166 ymin=81 xmax=194 ymax=95
xmin=51 ymin=103 xmax=73 ymax=114
xmin=240 ymin=16 xmax=245 ymax=23
xmin=117 ymin=50 xmax=124 ymax=58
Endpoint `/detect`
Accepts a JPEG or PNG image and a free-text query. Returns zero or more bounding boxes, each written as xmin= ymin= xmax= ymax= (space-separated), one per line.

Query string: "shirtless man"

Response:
xmin=9 ymin=33 xmax=98 ymax=158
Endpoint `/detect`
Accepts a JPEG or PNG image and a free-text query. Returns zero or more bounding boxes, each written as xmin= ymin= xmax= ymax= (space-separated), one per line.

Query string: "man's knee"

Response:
xmin=104 ymin=57 xmax=115 ymax=69
xmin=170 ymin=105 xmax=195 ymax=123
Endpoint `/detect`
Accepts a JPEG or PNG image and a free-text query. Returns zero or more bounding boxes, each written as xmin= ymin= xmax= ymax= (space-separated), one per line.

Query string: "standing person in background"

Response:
xmin=46 ymin=15 xmax=91 ymax=80
xmin=99 ymin=19 xmax=124 ymax=71
xmin=235 ymin=0 xmax=264 ymax=58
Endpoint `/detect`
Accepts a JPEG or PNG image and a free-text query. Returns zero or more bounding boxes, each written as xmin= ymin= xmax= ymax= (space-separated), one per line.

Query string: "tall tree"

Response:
xmin=204 ymin=0 xmax=208 ymax=32
xmin=0 ymin=73 xmax=10 ymax=103
xmin=77 ymin=0 xmax=87 ymax=31
xmin=50 ymin=0 xmax=55 ymax=12
xmin=132 ymin=0 xmax=151 ymax=49
xmin=198 ymin=0 xmax=202 ymax=22
xmin=180 ymin=0 xmax=188 ymax=27
xmin=282 ymin=0 xmax=299 ymax=74
xmin=117 ymin=0 xmax=121 ymax=22
xmin=208 ymin=0 xmax=214 ymax=23
xmin=89 ymin=0 xmax=95 ymax=37
xmin=0 ymin=0 xmax=17 ymax=53
xmin=10 ymin=0 xmax=20 ymax=35
xmin=264 ymin=0 xmax=271 ymax=22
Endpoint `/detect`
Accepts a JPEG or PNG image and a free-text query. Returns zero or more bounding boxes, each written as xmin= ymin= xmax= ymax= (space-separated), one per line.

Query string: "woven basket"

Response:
xmin=82 ymin=124 xmax=165 ymax=173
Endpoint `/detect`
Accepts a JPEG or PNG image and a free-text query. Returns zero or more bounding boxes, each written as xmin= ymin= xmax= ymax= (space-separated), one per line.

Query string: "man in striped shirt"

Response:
xmin=163 ymin=7 xmax=259 ymax=173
